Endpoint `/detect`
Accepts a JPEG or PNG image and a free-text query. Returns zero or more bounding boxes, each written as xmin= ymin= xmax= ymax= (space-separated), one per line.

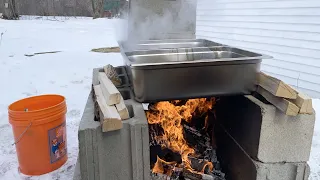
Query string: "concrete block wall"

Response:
xmin=216 ymin=123 xmax=310 ymax=180
xmin=76 ymin=67 xmax=315 ymax=180
xmin=215 ymin=95 xmax=316 ymax=163
xmin=78 ymin=92 xmax=151 ymax=180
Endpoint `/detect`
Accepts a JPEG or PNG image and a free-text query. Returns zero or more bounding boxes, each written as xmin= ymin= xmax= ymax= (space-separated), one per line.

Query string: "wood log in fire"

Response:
xmin=147 ymin=98 xmax=226 ymax=180
xmin=182 ymin=170 xmax=203 ymax=180
xmin=183 ymin=124 xmax=212 ymax=157
xmin=182 ymin=169 xmax=219 ymax=180
xmin=188 ymin=156 xmax=213 ymax=173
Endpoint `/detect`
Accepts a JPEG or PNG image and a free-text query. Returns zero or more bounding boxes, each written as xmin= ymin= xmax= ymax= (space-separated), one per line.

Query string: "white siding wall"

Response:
xmin=196 ymin=0 xmax=320 ymax=98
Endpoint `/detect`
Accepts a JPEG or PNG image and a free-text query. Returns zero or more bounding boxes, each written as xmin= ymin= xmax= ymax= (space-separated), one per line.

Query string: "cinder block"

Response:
xmin=215 ymin=95 xmax=315 ymax=163
xmin=73 ymin=157 xmax=81 ymax=180
xmin=215 ymin=124 xmax=310 ymax=180
xmin=78 ymin=92 xmax=150 ymax=180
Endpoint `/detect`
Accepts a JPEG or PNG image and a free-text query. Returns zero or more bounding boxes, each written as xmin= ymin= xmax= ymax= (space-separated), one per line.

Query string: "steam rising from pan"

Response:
xmin=115 ymin=0 xmax=197 ymax=51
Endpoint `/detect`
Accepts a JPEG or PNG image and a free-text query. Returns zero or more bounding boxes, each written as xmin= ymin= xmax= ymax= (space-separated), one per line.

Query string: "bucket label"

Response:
xmin=48 ymin=122 xmax=67 ymax=164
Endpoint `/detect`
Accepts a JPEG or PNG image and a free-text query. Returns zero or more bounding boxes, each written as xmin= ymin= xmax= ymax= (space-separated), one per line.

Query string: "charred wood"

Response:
xmin=188 ymin=156 xmax=212 ymax=173
xmin=151 ymin=173 xmax=171 ymax=180
xmin=207 ymin=170 xmax=226 ymax=180
xmin=182 ymin=170 xmax=202 ymax=180
xmin=183 ymin=124 xmax=211 ymax=155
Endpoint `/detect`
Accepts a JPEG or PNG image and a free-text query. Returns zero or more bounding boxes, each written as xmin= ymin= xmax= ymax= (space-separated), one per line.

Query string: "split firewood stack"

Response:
xmin=92 ymin=65 xmax=130 ymax=132
xmin=256 ymin=72 xmax=313 ymax=116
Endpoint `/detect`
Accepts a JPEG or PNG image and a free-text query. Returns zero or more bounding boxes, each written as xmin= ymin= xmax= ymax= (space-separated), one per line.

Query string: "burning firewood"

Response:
xmin=182 ymin=170 xmax=203 ymax=180
xmin=147 ymin=98 xmax=226 ymax=180
xmin=209 ymin=170 xmax=226 ymax=180
xmin=152 ymin=156 xmax=178 ymax=176
xmin=183 ymin=124 xmax=212 ymax=158
xmin=188 ymin=156 xmax=213 ymax=173
xmin=151 ymin=173 xmax=171 ymax=180
xmin=150 ymin=145 xmax=182 ymax=167
xmin=149 ymin=124 xmax=165 ymax=146
xmin=182 ymin=169 xmax=226 ymax=180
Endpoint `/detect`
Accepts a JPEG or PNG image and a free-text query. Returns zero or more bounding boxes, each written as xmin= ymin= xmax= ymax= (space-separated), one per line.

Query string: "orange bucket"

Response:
xmin=8 ymin=95 xmax=68 ymax=175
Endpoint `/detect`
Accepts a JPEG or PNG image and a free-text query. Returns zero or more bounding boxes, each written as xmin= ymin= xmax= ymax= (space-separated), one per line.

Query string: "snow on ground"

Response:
xmin=0 ymin=16 xmax=319 ymax=180
xmin=310 ymin=99 xmax=320 ymax=180
xmin=0 ymin=16 xmax=124 ymax=179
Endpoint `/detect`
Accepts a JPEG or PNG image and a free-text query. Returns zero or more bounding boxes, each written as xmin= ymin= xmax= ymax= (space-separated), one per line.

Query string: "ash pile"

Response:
xmin=147 ymin=98 xmax=226 ymax=180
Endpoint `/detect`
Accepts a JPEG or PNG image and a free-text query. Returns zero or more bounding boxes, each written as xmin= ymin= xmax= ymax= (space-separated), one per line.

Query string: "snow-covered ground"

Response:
xmin=0 ymin=16 xmax=319 ymax=180
xmin=0 ymin=16 xmax=124 ymax=179
xmin=310 ymin=99 xmax=320 ymax=180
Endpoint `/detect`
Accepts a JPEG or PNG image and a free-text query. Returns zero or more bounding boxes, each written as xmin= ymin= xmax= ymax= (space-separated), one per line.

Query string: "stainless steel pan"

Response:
xmin=120 ymin=39 xmax=272 ymax=102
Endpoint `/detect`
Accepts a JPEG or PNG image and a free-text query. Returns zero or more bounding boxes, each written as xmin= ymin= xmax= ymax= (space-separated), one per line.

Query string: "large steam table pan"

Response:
xmin=121 ymin=39 xmax=226 ymax=51
xmin=120 ymin=39 xmax=272 ymax=103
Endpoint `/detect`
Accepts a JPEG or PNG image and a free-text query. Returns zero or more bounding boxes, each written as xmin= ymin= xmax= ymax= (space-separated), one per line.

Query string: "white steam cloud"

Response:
xmin=115 ymin=0 xmax=197 ymax=49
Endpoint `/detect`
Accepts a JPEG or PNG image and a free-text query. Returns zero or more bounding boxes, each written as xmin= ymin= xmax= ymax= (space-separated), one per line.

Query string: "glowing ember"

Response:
xmin=147 ymin=98 xmax=215 ymax=175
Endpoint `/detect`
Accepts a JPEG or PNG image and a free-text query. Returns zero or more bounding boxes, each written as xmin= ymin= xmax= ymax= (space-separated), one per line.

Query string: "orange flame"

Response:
xmin=147 ymin=98 xmax=215 ymax=174
xmin=201 ymin=161 xmax=214 ymax=173
xmin=152 ymin=156 xmax=177 ymax=176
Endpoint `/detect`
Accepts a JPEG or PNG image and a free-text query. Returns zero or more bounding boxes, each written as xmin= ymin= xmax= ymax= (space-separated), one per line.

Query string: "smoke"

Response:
xmin=115 ymin=0 xmax=197 ymax=49
xmin=114 ymin=14 xmax=129 ymax=43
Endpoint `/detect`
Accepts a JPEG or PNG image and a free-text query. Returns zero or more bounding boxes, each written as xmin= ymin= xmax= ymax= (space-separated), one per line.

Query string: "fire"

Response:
xmin=147 ymin=98 xmax=215 ymax=175
xmin=152 ymin=156 xmax=177 ymax=176
xmin=201 ymin=161 xmax=214 ymax=173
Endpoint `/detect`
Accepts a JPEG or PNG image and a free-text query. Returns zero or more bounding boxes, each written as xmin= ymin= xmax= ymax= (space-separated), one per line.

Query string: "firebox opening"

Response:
xmin=146 ymin=97 xmax=227 ymax=180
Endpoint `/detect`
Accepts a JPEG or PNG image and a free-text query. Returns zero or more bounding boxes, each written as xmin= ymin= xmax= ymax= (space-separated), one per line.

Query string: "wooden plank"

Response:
xmin=257 ymin=87 xmax=299 ymax=116
xmin=91 ymin=47 xmax=120 ymax=53
xmin=258 ymin=72 xmax=298 ymax=99
xmin=291 ymin=93 xmax=313 ymax=114
xmin=98 ymin=72 xmax=121 ymax=105
xmin=115 ymin=97 xmax=130 ymax=120
xmin=103 ymin=64 xmax=122 ymax=86
xmin=93 ymin=85 xmax=122 ymax=132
